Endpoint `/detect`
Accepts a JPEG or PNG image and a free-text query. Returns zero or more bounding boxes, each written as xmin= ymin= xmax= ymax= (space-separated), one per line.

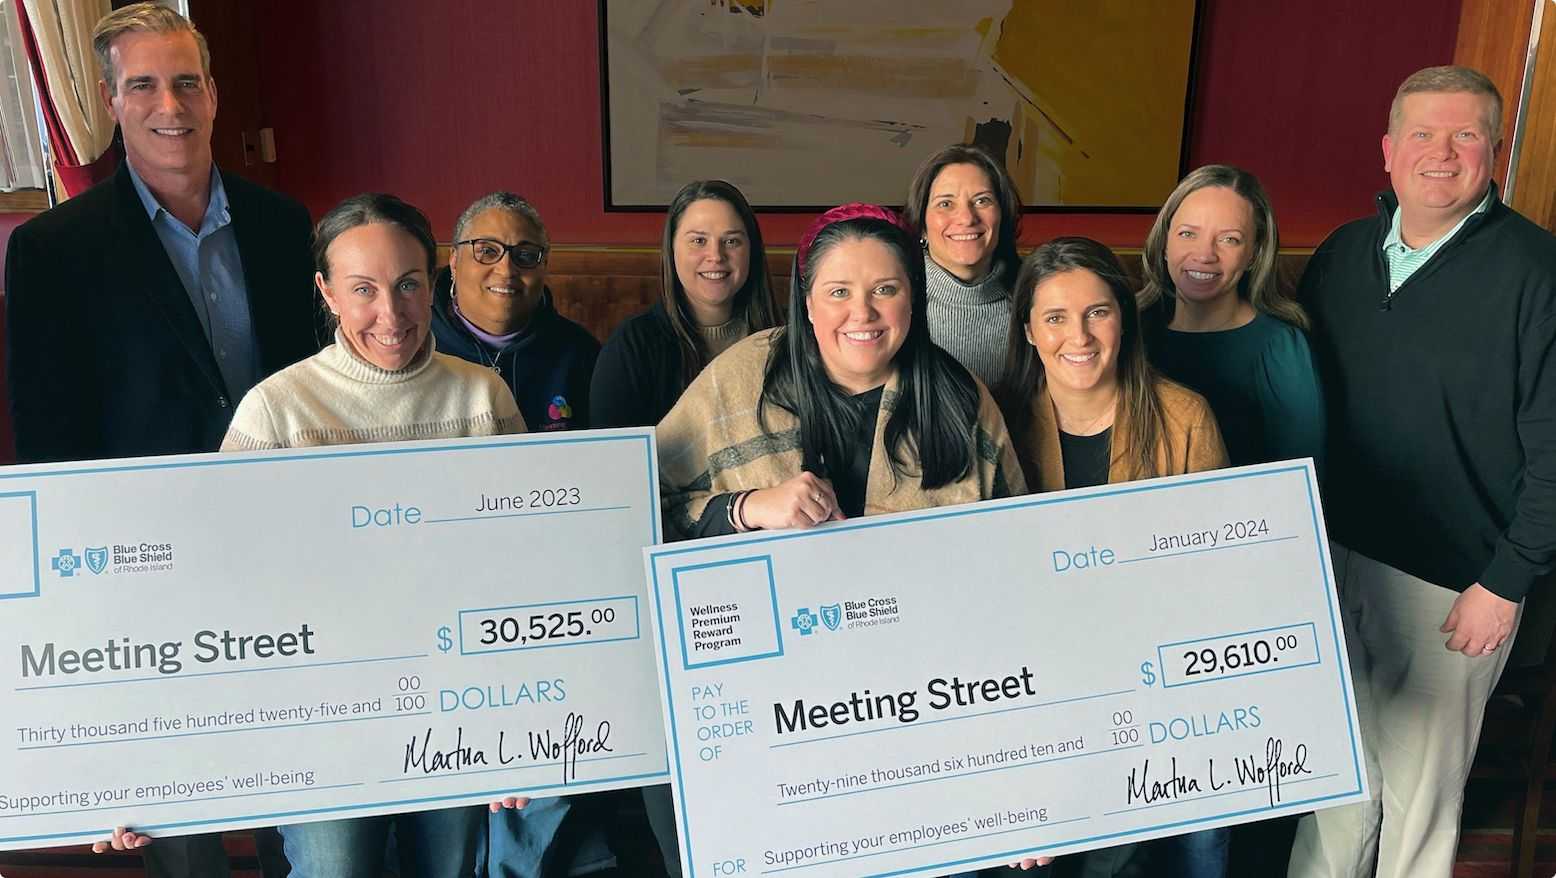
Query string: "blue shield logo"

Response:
xmin=85 ymin=547 xmax=109 ymax=575
xmin=820 ymin=603 xmax=842 ymax=631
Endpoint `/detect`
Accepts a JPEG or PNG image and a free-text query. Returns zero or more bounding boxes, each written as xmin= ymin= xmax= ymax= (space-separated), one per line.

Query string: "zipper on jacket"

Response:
xmin=1375 ymin=192 xmax=1496 ymax=311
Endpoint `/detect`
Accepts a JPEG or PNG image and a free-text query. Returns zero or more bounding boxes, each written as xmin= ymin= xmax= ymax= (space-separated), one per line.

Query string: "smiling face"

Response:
xmin=1164 ymin=185 xmax=1254 ymax=306
xmin=100 ymin=30 xmax=216 ymax=187
xmin=1024 ymin=268 xmax=1122 ymax=398
xmin=451 ymin=208 xmax=547 ymax=335
xmin=318 ymin=223 xmax=433 ymax=371
xmin=1383 ymin=90 xmax=1497 ymax=235
xmin=922 ymin=162 xmax=1001 ymax=281
xmin=672 ymin=198 xmax=751 ymax=326
xmin=807 ymin=236 xmax=913 ymax=394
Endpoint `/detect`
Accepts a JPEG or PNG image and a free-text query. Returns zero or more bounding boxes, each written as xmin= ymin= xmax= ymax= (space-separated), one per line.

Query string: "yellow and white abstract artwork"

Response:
xmin=602 ymin=0 xmax=1198 ymax=208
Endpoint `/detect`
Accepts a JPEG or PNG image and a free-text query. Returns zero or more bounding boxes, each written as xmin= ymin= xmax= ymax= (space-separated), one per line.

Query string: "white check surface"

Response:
xmin=644 ymin=461 xmax=1366 ymax=877
xmin=0 ymin=429 xmax=665 ymax=849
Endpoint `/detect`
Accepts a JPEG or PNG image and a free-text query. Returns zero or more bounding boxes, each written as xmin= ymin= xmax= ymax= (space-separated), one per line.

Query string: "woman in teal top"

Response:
xmin=1140 ymin=164 xmax=1324 ymax=472
xmin=1135 ymin=165 xmax=1323 ymax=878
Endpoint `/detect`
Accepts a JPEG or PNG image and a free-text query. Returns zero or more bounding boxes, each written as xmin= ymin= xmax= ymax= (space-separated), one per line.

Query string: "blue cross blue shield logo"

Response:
xmin=85 ymin=547 xmax=109 ymax=575
xmin=50 ymin=548 xmax=81 ymax=577
xmin=820 ymin=603 xmax=842 ymax=631
xmin=789 ymin=608 xmax=818 ymax=636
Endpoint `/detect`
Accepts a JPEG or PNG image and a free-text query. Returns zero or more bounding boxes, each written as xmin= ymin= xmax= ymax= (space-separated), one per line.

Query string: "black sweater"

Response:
xmin=430 ymin=268 xmax=599 ymax=431
xmin=589 ymin=302 xmax=690 ymax=429
xmin=1303 ymin=188 xmax=1556 ymax=601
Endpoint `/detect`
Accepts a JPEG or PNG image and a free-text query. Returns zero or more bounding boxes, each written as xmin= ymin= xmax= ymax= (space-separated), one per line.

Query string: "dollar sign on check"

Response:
xmin=1139 ymin=661 xmax=1156 ymax=686
xmin=437 ymin=626 xmax=453 ymax=653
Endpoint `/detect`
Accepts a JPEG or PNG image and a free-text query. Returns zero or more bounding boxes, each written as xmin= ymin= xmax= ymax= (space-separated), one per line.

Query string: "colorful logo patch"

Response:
xmin=547 ymin=395 xmax=572 ymax=422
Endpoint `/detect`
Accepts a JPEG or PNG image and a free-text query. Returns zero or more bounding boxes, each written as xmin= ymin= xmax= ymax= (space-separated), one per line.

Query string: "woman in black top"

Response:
xmin=589 ymin=180 xmax=782 ymax=428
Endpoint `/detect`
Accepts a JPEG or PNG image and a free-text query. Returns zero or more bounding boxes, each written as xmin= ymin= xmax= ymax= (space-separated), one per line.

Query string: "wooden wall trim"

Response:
xmin=0 ymin=191 xmax=48 ymax=212
xmin=1455 ymin=0 xmax=1539 ymax=182
xmin=1510 ymin=1 xmax=1556 ymax=232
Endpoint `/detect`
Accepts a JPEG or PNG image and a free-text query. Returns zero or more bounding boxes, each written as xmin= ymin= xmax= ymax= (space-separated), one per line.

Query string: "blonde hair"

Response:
xmin=1388 ymin=65 xmax=1502 ymax=141
xmin=93 ymin=2 xmax=211 ymax=95
xmin=1138 ymin=164 xmax=1308 ymax=330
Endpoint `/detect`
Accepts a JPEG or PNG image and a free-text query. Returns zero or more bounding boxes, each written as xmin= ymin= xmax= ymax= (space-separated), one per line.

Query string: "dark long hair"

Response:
xmin=760 ymin=217 xmax=980 ymax=489
xmin=998 ymin=237 xmax=1169 ymax=482
xmin=659 ymin=180 xmax=782 ymax=386
xmin=903 ymin=143 xmax=1023 ymax=289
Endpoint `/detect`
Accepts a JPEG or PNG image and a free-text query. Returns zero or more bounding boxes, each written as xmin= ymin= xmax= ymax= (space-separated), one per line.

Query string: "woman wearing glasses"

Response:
xmin=215 ymin=192 xmax=525 ymax=876
xmin=433 ymin=192 xmax=600 ymax=432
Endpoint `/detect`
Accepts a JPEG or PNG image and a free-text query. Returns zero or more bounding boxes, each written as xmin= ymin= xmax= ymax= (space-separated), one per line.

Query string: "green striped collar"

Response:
xmin=1382 ymin=188 xmax=1493 ymax=292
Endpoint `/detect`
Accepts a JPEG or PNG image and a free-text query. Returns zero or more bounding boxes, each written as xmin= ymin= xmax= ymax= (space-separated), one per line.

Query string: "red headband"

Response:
xmin=795 ymin=202 xmax=909 ymax=278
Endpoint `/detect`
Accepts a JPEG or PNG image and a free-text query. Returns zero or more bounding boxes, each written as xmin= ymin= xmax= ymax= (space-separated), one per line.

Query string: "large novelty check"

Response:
xmin=0 ymin=430 xmax=665 ymax=850
xmin=644 ymin=461 xmax=1367 ymax=877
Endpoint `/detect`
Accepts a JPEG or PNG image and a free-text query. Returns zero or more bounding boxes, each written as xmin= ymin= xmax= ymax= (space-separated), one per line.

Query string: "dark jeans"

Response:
xmin=1151 ymin=828 xmax=1229 ymax=877
xmin=141 ymin=833 xmax=231 ymax=878
xmin=277 ymin=806 xmax=482 ymax=878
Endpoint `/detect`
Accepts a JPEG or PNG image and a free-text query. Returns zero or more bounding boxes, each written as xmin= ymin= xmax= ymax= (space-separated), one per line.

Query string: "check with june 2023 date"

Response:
xmin=643 ymin=460 xmax=1367 ymax=878
xmin=0 ymin=429 xmax=667 ymax=850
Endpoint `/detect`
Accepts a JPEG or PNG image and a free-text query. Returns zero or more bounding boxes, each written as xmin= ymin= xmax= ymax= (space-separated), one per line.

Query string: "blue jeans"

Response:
xmin=278 ymin=806 xmax=483 ymax=878
xmin=1156 ymin=828 xmax=1229 ymax=877
xmin=485 ymin=795 xmax=616 ymax=877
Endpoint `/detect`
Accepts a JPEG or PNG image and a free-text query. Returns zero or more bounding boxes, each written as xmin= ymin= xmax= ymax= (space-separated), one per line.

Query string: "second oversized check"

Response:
xmin=0 ymin=430 xmax=664 ymax=850
xmin=644 ymin=461 xmax=1367 ymax=877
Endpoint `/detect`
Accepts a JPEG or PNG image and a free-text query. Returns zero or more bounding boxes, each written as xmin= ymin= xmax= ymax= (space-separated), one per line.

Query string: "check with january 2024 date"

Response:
xmin=643 ymin=460 xmax=1366 ymax=877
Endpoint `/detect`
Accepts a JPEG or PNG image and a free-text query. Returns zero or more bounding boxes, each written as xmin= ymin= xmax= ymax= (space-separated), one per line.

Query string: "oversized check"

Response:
xmin=644 ymin=461 xmax=1366 ymax=877
xmin=0 ymin=430 xmax=666 ymax=850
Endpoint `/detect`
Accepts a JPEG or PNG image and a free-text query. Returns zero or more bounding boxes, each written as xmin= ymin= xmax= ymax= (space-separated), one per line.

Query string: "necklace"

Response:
xmin=450 ymin=284 xmax=508 ymax=375
xmin=1054 ymin=389 xmax=1118 ymax=436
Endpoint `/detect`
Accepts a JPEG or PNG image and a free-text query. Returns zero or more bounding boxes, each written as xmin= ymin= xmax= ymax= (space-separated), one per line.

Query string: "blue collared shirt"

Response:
xmin=126 ymin=161 xmax=259 ymax=399
xmin=1381 ymin=187 xmax=1494 ymax=292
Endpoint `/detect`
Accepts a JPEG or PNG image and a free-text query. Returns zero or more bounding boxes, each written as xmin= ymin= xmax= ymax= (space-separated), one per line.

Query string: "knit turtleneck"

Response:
xmin=922 ymin=256 xmax=1012 ymax=389
xmin=219 ymin=330 xmax=526 ymax=450
xmin=326 ymin=328 xmax=437 ymax=384
xmin=696 ymin=314 xmax=749 ymax=360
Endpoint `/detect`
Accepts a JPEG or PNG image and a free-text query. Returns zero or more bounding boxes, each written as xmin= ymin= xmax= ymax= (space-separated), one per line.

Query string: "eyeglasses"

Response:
xmin=456 ymin=238 xmax=547 ymax=268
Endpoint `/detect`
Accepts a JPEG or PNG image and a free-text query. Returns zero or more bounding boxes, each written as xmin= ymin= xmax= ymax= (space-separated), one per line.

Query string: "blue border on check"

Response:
xmin=671 ymin=556 xmax=784 ymax=670
xmin=0 ymin=491 xmax=40 ymax=600
xmin=0 ymin=430 xmax=667 ymax=847
xmin=645 ymin=461 xmax=1365 ymax=877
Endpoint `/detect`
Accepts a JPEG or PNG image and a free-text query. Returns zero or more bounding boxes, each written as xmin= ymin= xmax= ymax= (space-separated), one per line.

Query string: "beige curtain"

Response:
xmin=0 ymin=0 xmax=48 ymax=191
xmin=20 ymin=0 xmax=112 ymax=169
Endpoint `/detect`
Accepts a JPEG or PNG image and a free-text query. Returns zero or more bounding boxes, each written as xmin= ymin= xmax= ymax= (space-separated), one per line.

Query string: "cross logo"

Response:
xmin=51 ymin=549 xmax=82 ymax=578
xmin=789 ymin=607 xmax=819 ymax=636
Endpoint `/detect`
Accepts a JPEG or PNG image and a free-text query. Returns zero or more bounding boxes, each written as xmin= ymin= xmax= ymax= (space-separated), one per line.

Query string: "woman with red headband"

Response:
xmin=657 ymin=202 xmax=1025 ymax=537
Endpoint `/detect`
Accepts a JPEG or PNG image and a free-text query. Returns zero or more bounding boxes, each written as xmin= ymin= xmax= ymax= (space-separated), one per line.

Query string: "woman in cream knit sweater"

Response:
xmin=221 ymin=193 xmax=523 ymax=877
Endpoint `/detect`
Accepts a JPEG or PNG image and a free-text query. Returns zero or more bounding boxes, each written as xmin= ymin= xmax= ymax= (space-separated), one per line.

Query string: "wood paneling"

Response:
xmin=1455 ymin=0 xmax=1537 ymax=181
xmin=0 ymin=190 xmax=48 ymax=212
xmin=1511 ymin=2 xmax=1556 ymax=232
xmin=518 ymin=247 xmax=1312 ymax=345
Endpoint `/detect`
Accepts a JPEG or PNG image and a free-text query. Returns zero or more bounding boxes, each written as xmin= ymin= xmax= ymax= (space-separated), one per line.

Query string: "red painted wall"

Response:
xmin=1 ymin=213 xmax=29 ymax=464
xmin=249 ymin=0 xmax=1460 ymax=247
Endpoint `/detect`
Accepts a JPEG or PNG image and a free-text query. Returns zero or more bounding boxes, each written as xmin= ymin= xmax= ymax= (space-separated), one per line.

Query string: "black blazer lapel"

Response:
xmin=108 ymin=165 xmax=225 ymax=394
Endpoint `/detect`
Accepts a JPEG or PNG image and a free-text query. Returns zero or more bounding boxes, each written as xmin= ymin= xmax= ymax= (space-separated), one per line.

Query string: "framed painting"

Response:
xmin=601 ymin=0 xmax=1200 ymax=210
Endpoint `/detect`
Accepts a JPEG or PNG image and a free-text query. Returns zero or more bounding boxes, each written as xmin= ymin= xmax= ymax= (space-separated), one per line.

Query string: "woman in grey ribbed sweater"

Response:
xmin=904 ymin=143 xmax=1023 ymax=389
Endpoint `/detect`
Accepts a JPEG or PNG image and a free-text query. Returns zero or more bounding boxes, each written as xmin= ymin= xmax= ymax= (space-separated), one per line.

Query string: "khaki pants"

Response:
xmin=1288 ymin=544 xmax=1522 ymax=878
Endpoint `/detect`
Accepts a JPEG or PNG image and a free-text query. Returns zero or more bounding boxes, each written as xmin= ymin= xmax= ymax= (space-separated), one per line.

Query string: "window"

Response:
xmin=0 ymin=0 xmax=47 ymax=195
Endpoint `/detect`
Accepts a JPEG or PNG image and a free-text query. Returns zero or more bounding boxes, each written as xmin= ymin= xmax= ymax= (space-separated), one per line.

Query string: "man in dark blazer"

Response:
xmin=2 ymin=4 xmax=315 ymax=876
xmin=4 ymin=3 xmax=316 ymax=466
